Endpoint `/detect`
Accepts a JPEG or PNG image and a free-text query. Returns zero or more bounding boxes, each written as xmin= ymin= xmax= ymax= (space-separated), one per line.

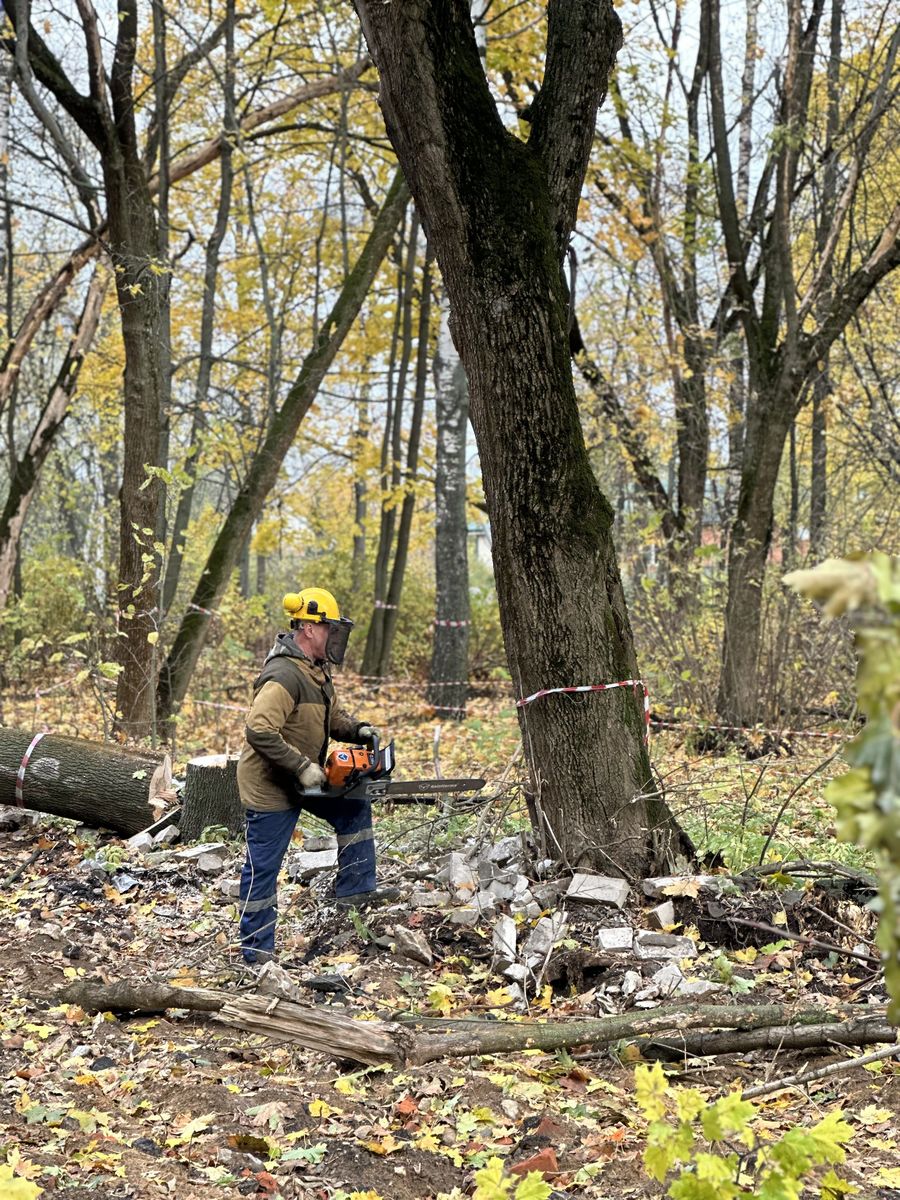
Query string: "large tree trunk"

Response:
xmin=157 ymin=171 xmax=409 ymax=730
xmin=0 ymin=729 xmax=169 ymax=834
xmin=428 ymin=293 xmax=470 ymax=718
xmin=354 ymin=0 xmax=685 ymax=876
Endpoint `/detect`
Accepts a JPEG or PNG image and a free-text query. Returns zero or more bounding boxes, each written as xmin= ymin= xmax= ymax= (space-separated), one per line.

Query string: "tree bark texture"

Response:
xmin=354 ymin=0 xmax=683 ymax=876
xmin=0 ymin=729 xmax=169 ymax=834
xmin=428 ymin=292 xmax=470 ymax=718
xmin=180 ymin=754 xmax=243 ymax=841
xmin=157 ymin=171 xmax=409 ymax=729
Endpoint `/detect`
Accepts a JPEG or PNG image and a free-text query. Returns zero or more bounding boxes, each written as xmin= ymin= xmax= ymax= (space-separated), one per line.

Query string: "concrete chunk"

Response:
xmin=485 ymin=836 xmax=523 ymax=865
xmin=411 ymin=890 xmax=451 ymax=908
xmin=493 ymin=915 xmax=517 ymax=967
xmin=634 ymin=931 xmax=697 ymax=961
xmin=153 ymin=825 xmax=180 ymax=846
xmin=524 ymin=913 xmax=567 ymax=960
xmin=286 ymin=849 xmax=338 ymax=880
xmin=647 ymin=900 xmax=675 ymax=930
xmin=595 ymin=927 xmax=634 ymax=954
xmin=302 ymin=834 xmax=337 ymax=852
xmin=126 ymin=831 xmax=155 ymax=854
xmin=393 ymin=927 xmax=433 ymax=966
xmin=197 ymin=853 xmax=226 ymax=875
xmin=176 ymin=842 xmax=226 ymax=861
xmin=448 ymin=906 xmax=484 ymax=927
xmin=566 ymin=873 xmax=630 ymax=909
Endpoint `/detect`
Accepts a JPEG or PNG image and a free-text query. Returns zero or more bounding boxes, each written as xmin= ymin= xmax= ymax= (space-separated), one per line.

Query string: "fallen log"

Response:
xmin=49 ymin=978 xmax=896 ymax=1069
xmin=57 ymin=978 xmax=226 ymax=1013
xmin=641 ymin=1016 xmax=898 ymax=1060
xmin=0 ymin=730 xmax=171 ymax=835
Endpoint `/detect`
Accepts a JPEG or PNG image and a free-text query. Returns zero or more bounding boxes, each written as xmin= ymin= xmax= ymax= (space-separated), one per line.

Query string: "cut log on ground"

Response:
xmin=180 ymin=754 xmax=243 ymax=841
xmin=0 ymin=730 xmax=171 ymax=835
xmin=48 ymin=978 xmax=896 ymax=1069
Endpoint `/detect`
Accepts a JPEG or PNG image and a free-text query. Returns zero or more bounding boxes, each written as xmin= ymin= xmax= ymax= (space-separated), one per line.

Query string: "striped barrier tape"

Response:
xmin=15 ymin=732 xmax=47 ymax=807
xmin=516 ymin=679 xmax=651 ymax=744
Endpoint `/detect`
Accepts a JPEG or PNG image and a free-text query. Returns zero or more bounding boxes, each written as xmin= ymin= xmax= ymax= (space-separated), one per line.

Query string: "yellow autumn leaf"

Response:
xmin=69 ymin=1108 xmax=110 ymax=1133
xmin=428 ymin=983 xmax=454 ymax=1016
xmin=308 ymin=1099 xmax=337 ymax=1118
xmin=0 ymin=1163 xmax=42 ymax=1199
xmin=856 ymin=1105 xmax=893 ymax=1126
xmin=334 ymin=1076 xmax=363 ymax=1097
xmin=732 ymin=947 xmax=758 ymax=964
xmin=174 ymin=1112 xmax=216 ymax=1141
xmin=771 ymin=910 xmax=788 ymax=926
xmin=661 ymin=879 xmax=701 ymax=898
xmin=414 ymin=1131 xmax=441 ymax=1152
xmin=361 ymin=1134 xmax=403 ymax=1155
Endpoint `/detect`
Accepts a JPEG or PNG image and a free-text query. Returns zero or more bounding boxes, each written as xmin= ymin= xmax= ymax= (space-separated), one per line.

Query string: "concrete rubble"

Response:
xmin=566 ymin=873 xmax=630 ymax=909
xmin=132 ymin=824 xmax=733 ymax=1012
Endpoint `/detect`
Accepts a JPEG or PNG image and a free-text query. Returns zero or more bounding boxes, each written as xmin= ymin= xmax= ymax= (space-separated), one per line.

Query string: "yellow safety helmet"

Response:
xmin=283 ymin=588 xmax=341 ymax=624
xmin=283 ymin=588 xmax=354 ymax=665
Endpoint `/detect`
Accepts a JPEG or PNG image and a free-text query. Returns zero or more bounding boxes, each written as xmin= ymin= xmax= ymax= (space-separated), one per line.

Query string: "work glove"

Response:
xmin=356 ymin=724 xmax=379 ymax=746
xmin=297 ymin=761 xmax=326 ymax=790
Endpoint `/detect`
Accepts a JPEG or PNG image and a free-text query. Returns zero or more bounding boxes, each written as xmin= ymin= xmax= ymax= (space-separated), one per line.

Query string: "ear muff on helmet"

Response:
xmin=283 ymin=588 xmax=341 ymax=624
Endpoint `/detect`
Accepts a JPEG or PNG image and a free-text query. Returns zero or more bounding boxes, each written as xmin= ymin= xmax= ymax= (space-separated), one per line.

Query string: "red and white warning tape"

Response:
xmin=15 ymin=732 xmax=47 ymax=807
xmin=188 ymin=603 xmax=219 ymax=618
xmin=433 ymin=619 xmax=470 ymax=628
xmin=650 ymin=718 xmax=852 ymax=742
xmin=517 ymin=679 xmax=650 ymax=744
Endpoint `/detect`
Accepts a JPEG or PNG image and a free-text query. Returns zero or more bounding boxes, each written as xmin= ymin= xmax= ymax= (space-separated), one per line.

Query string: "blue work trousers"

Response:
xmin=239 ymin=794 xmax=375 ymax=962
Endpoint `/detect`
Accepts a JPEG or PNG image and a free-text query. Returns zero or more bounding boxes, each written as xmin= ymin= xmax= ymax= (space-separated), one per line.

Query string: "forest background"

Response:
xmin=0 ymin=0 xmax=896 ymax=823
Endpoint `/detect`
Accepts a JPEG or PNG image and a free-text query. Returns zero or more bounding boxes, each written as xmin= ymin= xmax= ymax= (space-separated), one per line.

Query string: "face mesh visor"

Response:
xmin=325 ymin=617 xmax=354 ymax=665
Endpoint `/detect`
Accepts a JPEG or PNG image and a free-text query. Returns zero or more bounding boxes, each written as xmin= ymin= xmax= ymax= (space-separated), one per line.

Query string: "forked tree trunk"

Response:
xmin=354 ymin=0 xmax=686 ymax=876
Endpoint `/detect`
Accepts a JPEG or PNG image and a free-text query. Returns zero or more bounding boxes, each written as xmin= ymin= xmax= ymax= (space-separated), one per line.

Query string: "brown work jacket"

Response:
xmin=237 ymin=633 xmax=360 ymax=812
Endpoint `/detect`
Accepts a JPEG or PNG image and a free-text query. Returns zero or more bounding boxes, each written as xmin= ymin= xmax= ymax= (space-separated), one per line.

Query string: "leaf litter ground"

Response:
xmin=1 ymin=682 xmax=898 ymax=1198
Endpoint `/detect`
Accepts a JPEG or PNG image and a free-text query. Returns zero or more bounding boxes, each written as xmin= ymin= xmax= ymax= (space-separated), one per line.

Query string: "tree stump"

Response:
xmin=180 ymin=754 xmax=243 ymax=842
xmin=0 ymin=729 xmax=170 ymax=835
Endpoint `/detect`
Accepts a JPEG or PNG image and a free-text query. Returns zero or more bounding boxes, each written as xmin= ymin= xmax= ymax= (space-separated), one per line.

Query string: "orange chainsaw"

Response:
xmin=301 ymin=735 xmax=486 ymax=808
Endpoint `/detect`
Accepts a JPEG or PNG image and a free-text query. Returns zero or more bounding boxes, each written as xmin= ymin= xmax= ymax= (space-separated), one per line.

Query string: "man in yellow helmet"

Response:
xmin=236 ymin=588 xmax=398 ymax=964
